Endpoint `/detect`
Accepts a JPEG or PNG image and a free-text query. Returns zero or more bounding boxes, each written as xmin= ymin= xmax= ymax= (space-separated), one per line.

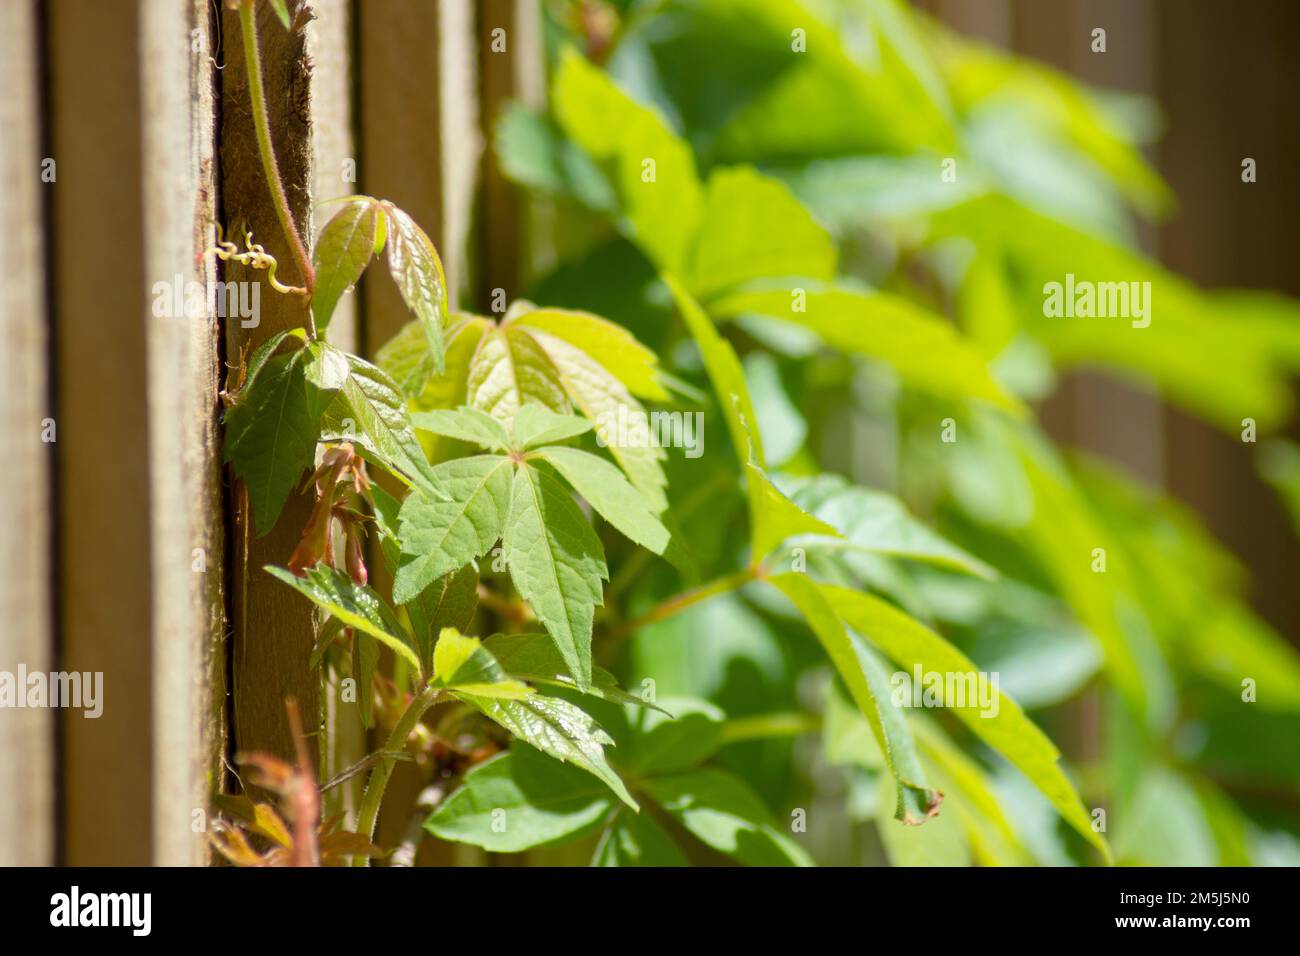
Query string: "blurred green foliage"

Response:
xmin=441 ymin=0 xmax=1300 ymax=865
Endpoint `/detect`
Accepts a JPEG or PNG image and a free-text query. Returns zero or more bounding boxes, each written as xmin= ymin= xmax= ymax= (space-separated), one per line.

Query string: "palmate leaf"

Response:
xmin=532 ymin=446 xmax=669 ymax=555
xmin=410 ymin=406 xmax=512 ymax=452
xmin=820 ymin=582 xmax=1110 ymax=861
xmin=377 ymin=315 xmax=491 ymax=406
xmin=510 ymin=404 xmax=593 ymax=451
xmin=225 ymin=335 xmax=347 ymax=535
xmin=771 ymin=572 xmax=942 ymax=825
xmin=312 ymin=198 xmax=382 ymax=330
xmin=503 ymin=464 xmax=608 ymax=691
xmin=265 ymin=564 xmax=420 ymax=673
xmin=510 ymin=308 xmax=669 ymax=401
xmin=392 ymin=455 xmax=512 ymax=604
xmin=428 ymin=695 xmax=810 ymax=864
xmin=384 ymin=204 xmax=449 ymax=374
xmin=521 ymin=327 xmax=669 ymax=512
xmin=317 ymin=351 xmax=438 ymax=489
xmin=467 ymin=325 xmax=570 ymax=422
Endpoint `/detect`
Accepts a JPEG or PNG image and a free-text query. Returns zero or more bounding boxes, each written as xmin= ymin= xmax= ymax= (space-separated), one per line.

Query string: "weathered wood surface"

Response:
xmin=221 ymin=0 xmax=321 ymax=766
xmin=47 ymin=0 xmax=226 ymax=864
xmin=0 ymin=0 xmax=53 ymax=868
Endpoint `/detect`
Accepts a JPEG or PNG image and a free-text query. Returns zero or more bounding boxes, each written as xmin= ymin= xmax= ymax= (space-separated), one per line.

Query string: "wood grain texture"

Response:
xmin=0 ymin=0 xmax=53 ymax=867
xmin=358 ymin=0 xmax=481 ymax=348
xmin=141 ymin=0 xmax=227 ymax=867
xmin=48 ymin=0 xmax=226 ymax=864
xmin=48 ymin=0 xmax=154 ymax=867
xmin=221 ymin=0 xmax=321 ymax=765
xmin=356 ymin=0 xmax=481 ymax=864
xmin=476 ymin=0 xmax=546 ymax=304
xmin=305 ymin=0 xmax=365 ymax=824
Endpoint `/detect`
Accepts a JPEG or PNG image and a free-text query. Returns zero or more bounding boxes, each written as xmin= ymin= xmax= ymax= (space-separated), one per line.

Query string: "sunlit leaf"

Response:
xmin=503 ymin=464 xmax=607 ymax=691
xmin=265 ymin=564 xmax=420 ymax=673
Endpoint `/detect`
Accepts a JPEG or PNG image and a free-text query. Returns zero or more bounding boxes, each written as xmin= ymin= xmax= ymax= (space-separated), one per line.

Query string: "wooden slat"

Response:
xmin=0 ymin=0 xmax=53 ymax=868
xmin=221 ymin=0 xmax=322 ymax=765
xmin=1156 ymin=0 xmax=1300 ymax=639
xmin=48 ymin=0 xmax=225 ymax=865
xmin=356 ymin=0 xmax=482 ymax=861
xmin=308 ymin=0 xmax=360 ymax=355
xmin=305 ymin=0 xmax=365 ymax=822
xmin=358 ymin=0 xmax=481 ymax=344
xmin=49 ymin=0 xmax=152 ymax=867
xmin=142 ymin=0 xmax=228 ymax=867
xmin=476 ymin=0 xmax=547 ymax=303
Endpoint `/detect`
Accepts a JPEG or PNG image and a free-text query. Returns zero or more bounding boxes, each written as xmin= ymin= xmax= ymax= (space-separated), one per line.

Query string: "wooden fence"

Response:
xmin=0 ymin=0 xmax=537 ymax=866
xmin=2 ymin=0 xmax=1295 ymax=866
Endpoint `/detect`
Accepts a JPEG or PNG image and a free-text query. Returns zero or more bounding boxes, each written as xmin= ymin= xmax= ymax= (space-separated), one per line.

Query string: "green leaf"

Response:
xmin=625 ymin=699 xmax=724 ymax=776
xmin=392 ymin=455 xmax=513 ymax=604
xmin=403 ymin=564 xmax=479 ymax=673
xmin=662 ymin=277 xmax=837 ymax=564
xmin=354 ymin=619 xmax=379 ymax=729
xmin=522 ymin=326 xmax=668 ymax=512
xmin=644 ymin=769 xmax=813 ymax=866
xmin=376 ymin=315 xmax=490 ymax=405
xmin=410 ymin=406 xmax=511 ymax=452
xmin=781 ymin=473 xmax=995 ymax=578
xmin=1187 ymin=601 xmax=1300 ymax=715
xmin=467 ymin=325 xmax=569 ymax=422
xmin=664 ymin=273 xmax=764 ymax=468
xmin=494 ymin=104 xmax=619 ymax=213
xmin=914 ymin=717 xmax=1030 ymax=865
xmin=265 ymin=564 xmax=420 ymax=673
xmin=510 ymin=404 xmax=593 ymax=451
xmin=384 ymin=204 xmax=448 ymax=374
xmin=431 ymin=628 xmax=532 ymax=699
xmin=318 ymin=351 xmax=438 ymax=488
xmin=267 ymin=0 xmax=292 ymax=30
xmin=820 ymin=582 xmax=1110 ymax=861
xmin=593 ymin=809 xmax=687 ymax=866
xmin=503 ymin=463 xmax=608 ymax=691
xmin=456 ymin=692 xmax=635 ymax=808
xmin=686 ymin=165 xmax=836 ymax=301
xmin=770 ymin=573 xmax=940 ymax=824
xmin=425 ymin=747 xmax=614 ymax=852
xmin=746 ymin=460 xmax=841 ymax=564
xmin=552 ymin=47 xmax=703 ymax=273
xmin=510 ymin=307 xmax=668 ymax=401
xmin=874 ymin=770 xmax=970 ymax=867
xmin=482 ymin=633 xmax=668 ymax=713
xmin=710 ymin=285 xmax=1021 ymax=413
xmin=374 ymin=319 xmax=436 ymax=400
xmin=312 ymin=198 xmax=380 ymax=330
xmin=225 ymin=337 xmax=345 ymax=535
xmin=533 ymin=446 xmax=669 ymax=554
